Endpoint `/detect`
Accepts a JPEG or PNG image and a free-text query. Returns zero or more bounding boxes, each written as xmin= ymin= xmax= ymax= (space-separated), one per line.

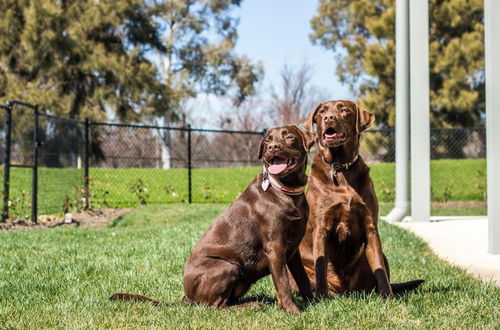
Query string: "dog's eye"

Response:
xmin=341 ymin=108 xmax=349 ymax=113
xmin=287 ymin=135 xmax=295 ymax=140
xmin=319 ymin=108 xmax=325 ymax=114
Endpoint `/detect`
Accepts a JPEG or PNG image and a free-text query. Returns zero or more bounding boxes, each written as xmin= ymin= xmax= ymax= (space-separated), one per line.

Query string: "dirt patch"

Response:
xmin=0 ymin=208 xmax=133 ymax=232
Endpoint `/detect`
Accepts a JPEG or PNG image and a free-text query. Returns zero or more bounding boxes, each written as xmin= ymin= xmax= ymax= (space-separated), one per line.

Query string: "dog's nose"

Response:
xmin=324 ymin=114 xmax=335 ymax=123
xmin=267 ymin=142 xmax=282 ymax=152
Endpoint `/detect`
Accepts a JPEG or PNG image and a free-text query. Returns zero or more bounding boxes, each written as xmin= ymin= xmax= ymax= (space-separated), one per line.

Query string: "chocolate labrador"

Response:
xmin=111 ymin=125 xmax=314 ymax=314
xmin=294 ymin=100 xmax=423 ymax=298
xmin=182 ymin=125 xmax=315 ymax=313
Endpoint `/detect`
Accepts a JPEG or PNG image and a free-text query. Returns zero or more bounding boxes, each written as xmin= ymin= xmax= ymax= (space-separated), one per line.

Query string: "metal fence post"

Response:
xmin=84 ymin=118 xmax=90 ymax=209
xmin=2 ymin=103 xmax=12 ymax=221
xmin=32 ymin=105 xmax=39 ymax=223
xmin=187 ymin=124 xmax=192 ymax=204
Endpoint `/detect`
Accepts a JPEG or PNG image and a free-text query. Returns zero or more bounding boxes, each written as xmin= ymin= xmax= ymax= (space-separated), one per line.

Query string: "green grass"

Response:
xmin=0 ymin=203 xmax=498 ymax=328
xmin=0 ymin=158 xmax=487 ymax=217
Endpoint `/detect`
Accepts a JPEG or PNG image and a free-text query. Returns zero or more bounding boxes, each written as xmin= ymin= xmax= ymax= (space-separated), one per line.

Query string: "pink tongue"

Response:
xmin=325 ymin=132 xmax=342 ymax=139
xmin=268 ymin=157 xmax=288 ymax=174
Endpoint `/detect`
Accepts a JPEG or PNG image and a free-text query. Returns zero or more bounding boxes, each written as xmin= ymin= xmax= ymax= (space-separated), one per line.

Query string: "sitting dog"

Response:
xmin=112 ymin=125 xmax=314 ymax=314
xmin=295 ymin=100 xmax=423 ymax=297
xmin=182 ymin=125 xmax=315 ymax=313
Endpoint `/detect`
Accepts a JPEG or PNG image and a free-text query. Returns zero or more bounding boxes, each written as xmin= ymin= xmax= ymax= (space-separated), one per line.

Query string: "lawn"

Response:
xmin=0 ymin=204 xmax=498 ymax=329
xmin=0 ymin=158 xmax=487 ymax=218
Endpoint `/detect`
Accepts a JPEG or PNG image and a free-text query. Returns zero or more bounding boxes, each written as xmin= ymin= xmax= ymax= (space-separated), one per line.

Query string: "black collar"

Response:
xmin=322 ymin=154 xmax=359 ymax=184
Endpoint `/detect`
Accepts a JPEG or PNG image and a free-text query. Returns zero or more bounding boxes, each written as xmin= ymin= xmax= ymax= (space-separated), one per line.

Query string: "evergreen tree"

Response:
xmin=311 ymin=0 xmax=484 ymax=127
xmin=0 ymin=0 xmax=262 ymax=123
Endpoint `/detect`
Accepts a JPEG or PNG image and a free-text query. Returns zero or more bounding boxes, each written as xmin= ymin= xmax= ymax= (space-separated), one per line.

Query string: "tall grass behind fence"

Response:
xmin=430 ymin=128 xmax=487 ymax=203
xmin=89 ymin=123 xmax=265 ymax=206
xmin=0 ymin=104 xmax=37 ymax=219
xmin=190 ymin=129 xmax=263 ymax=202
xmin=89 ymin=123 xmax=190 ymax=206
xmin=37 ymin=114 xmax=85 ymax=215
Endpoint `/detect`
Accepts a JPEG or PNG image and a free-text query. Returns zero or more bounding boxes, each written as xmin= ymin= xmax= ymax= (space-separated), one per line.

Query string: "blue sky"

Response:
xmin=234 ymin=0 xmax=350 ymax=98
xmin=187 ymin=1 xmax=352 ymax=127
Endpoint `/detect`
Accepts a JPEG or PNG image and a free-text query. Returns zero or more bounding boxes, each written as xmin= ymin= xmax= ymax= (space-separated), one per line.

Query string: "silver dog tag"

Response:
xmin=262 ymin=169 xmax=270 ymax=191
xmin=262 ymin=178 xmax=270 ymax=191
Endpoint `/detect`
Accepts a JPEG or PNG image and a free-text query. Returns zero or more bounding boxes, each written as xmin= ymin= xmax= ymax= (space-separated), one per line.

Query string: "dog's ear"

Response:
xmin=257 ymin=131 xmax=268 ymax=159
xmin=356 ymin=104 xmax=375 ymax=133
xmin=304 ymin=102 xmax=323 ymax=133
xmin=292 ymin=125 xmax=316 ymax=152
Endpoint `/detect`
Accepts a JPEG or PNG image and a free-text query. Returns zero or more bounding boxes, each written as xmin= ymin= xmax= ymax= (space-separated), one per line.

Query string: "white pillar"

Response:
xmin=409 ymin=0 xmax=430 ymax=221
xmin=485 ymin=0 xmax=500 ymax=254
xmin=385 ymin=0 xmax=410 ymax=222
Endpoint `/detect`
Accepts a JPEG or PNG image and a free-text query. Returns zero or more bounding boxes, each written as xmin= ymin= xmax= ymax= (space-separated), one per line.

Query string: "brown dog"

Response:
xmin=182 ymin=125 xmax=315 ymax=313
xmin=295 ymin=100 xmax=423 ymax=298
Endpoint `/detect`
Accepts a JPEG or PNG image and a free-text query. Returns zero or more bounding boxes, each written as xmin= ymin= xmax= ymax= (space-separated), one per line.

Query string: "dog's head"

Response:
xmin=258 ymin=125 xmax=315 ymax=178
xmin=304 ymin=100 xmax=375 ymax=148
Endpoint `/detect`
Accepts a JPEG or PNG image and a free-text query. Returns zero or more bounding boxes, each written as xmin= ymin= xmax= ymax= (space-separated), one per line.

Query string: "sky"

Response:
xmin=235 ymin=0 xmax=351 ymax=99
xmin=234 ymin=0 xmax=349 ymax=96
xmin=189 ymin=0 xmax=352 ymax=128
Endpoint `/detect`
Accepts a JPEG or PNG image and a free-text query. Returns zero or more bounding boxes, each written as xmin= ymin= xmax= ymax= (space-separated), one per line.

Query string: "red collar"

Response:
xmin=261 ymin=167 xmax=306 ymax=196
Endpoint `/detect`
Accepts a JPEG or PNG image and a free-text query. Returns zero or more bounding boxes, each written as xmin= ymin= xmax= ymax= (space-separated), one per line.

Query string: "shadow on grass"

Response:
xmin=108 ymin=215 xmax=127 ymax=227
xmin=238 ymin=293 xmax=319 ymax=311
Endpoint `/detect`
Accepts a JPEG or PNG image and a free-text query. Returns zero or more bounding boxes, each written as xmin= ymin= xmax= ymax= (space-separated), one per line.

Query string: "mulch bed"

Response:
xmin=0 ymin=208 xmax=132 ymax=232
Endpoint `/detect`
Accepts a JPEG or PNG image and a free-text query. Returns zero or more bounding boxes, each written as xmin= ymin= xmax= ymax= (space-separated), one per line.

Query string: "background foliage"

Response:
xmin=310 ymin=0 xmax=484 ymax=128
xmin=0 ymin=0 xmax=262 ymax=123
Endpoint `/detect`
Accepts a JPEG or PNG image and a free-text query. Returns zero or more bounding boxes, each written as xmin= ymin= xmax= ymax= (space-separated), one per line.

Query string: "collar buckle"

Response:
xmin=331 ymin=162 xmax=342 ymax=171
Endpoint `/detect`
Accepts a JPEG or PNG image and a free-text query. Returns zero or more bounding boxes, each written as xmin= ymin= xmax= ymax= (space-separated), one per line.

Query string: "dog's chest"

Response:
xmin=323 ymin=196 xmax=367 ymax=244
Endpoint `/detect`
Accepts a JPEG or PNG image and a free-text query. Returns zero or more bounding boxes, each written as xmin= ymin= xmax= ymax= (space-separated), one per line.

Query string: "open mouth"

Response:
xmin=267 ymin=156 xmax=298 ymax=175
xmin=323 ymin=127 xmax=346 ymax=143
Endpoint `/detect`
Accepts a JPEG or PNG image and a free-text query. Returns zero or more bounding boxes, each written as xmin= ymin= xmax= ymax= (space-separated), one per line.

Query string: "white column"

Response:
xmin=385 ymin=0 xmax=410 ymax=222
xmin=485 ymin=0 xmax=500 ymax=254
xmin=409 ymin=0 xmax=430 ymax=221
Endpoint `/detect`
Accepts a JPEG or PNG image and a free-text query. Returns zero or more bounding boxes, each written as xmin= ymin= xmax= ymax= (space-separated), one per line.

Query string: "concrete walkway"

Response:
xmin=391 ymin=216 xmax=500 ymax=285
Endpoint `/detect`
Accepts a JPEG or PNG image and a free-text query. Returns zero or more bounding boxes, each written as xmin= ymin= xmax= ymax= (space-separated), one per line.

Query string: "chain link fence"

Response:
xmin=88 ymin=123 xmax=264 ymax=207
xmin=38 ymin=114 xmax=85 ymax=215
xmin=0 ymin=100 xmax=488 ymax=220
xmin=430 ymin=128 xmax=486 ymax=204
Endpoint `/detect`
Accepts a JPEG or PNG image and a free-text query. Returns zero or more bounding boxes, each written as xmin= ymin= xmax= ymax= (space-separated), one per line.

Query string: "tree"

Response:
xmin=269 ymin=62 xmax=329 ymax=126
xmin=153 ymin=0 xmax=263 ymax=122
xmin=0 ymin=0 xmax=263 ymax=123
xmin=0 ymin=0 xmax=167 ymax=121
xmin=149 ymin=0 xmax=263 ymax=168
xmin=310 ymin=0 xmax=484 ymax=128
xmin=0 ymin=0 xmax=263 ymax=168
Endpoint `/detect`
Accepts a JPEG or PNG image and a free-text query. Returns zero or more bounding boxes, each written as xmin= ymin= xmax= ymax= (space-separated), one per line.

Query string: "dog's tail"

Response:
xmin=109 ymin=293 xmax=162 ymax=306
xmin=390 ymin=280 xmax=425 ymax=294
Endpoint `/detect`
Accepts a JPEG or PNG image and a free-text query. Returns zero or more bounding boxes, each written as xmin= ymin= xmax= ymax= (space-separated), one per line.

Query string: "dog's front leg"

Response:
xmin=287 ymin=249 xmax=313 ymax=300
xmin=365 ymin=218 xmax=393 ymax=297
xmin=267 ymin=245 xmax=301 ymax=314
xmin=312 ymin=227 xmax=328 ymax=298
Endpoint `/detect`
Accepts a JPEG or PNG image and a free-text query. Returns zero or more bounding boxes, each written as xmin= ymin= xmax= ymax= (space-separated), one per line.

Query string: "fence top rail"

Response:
xmin=39 ymin=112 xmax=86 ymax=124
xmin=364 ymin=127 xmax=484 ymax=133
xmin=430 ymin=127 xmax=485 ymax=131
xmin=2 ymin=99 xmax=486 ymax=134
xmin=7 ymin=100 xmax=38 ymax=110
xmin=191 ymin=127 xmax=266 ymax=135
xmin=365 ymin=128 xmax=394 ymax=133
xmin=91 ymin=121 xmax=266 ymax=135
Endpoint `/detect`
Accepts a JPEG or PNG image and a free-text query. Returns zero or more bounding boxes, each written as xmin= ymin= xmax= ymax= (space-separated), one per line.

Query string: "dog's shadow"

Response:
xmin=236 ymin=281 xmax=467 ymax=311
xmin=237 ymin=293 xmax=313 ymax=311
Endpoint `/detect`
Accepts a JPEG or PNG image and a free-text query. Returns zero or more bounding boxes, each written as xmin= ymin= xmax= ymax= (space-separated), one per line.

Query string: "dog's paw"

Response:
xmin=283 ymin=303 xmax=302 ymax=314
